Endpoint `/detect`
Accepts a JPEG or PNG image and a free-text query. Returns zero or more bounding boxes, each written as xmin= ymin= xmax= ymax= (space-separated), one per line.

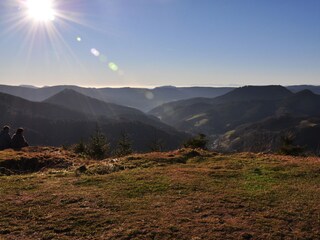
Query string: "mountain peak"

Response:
xmin=45 ymin=88 xmax=98 ymax=104
xmin=19 ymin=85 xmax=38 ymax=89
xmin=215 ymin=85 xmax=293 ymax=102
xmin=44 ymin=89 xmax=107 ymax=110
xmin=54 ymin=88 xmax=80 ymax=95
xmin=43 ymin=88 xmax=148 ymax=120
xmin=155 ymin=86 xmax=177 ymax=89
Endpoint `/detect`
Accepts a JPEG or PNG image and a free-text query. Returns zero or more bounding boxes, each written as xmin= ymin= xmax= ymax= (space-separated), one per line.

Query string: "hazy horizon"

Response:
xmin=2 ymin=83 xmax=320 ymax=90
xmin=1 ymin=0 xmax=319 ymax=87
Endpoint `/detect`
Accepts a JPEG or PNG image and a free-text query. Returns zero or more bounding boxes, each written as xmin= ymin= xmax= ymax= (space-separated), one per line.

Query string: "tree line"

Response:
xmin=72 ymin=127 xmax=210 ymax=160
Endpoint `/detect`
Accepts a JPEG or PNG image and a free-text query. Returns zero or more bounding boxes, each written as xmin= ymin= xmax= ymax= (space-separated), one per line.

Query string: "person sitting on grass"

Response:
xmin=11 ymin=128 xmax=29 ymax=149
xmin=0 ymin=125 xmax=11 ymax=150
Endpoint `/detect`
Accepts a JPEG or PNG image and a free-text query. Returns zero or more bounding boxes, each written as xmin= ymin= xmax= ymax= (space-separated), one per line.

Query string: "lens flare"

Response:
xmin=145 ymin=91 xmax=154 ymax=100
xmin=91 ymin=48 xmax=100 ymax=57
xmin=108 ymin=62 xmax=118 ymax=72
xmin=76 ymin=37 xmax=82 ymax=42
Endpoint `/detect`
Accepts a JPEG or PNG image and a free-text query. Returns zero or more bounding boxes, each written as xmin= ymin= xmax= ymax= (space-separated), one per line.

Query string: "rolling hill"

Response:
xmin=150 ymin=86 xmax=294 ymax=134
xmin=150 ymin=86 xmax=320 ymax=152
xmin=0 ymin=92 xmax=188 ymax=150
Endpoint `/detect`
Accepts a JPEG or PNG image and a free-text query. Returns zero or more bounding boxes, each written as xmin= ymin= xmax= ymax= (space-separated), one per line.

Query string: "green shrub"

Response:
xmin=183 ymin=133 xmax=208 ymax=150
xmin=279 ymin=132 xmax=304 ymax=156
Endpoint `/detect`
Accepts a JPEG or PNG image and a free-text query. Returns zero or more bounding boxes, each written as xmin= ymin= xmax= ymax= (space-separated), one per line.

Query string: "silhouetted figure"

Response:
xmin=0 ymin=125 xmax=11 ymax=150
xmin=11 ymin=128 xmax=29 ymax=149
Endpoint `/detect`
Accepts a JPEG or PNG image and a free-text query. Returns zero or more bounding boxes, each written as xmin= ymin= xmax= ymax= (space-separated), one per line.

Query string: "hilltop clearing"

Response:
xmin=1 ymin=147 xmax=320 ymax=239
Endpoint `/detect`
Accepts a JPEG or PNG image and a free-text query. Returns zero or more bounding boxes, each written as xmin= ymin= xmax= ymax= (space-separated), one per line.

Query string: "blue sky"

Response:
xmin=0 ymin=0 xmax=319 ymax=87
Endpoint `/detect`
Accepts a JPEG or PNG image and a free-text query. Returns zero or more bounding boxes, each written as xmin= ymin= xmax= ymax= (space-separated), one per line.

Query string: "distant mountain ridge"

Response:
xmin=0 ymin=85 xmax=234 ymax=111
xmin=287 ymin=85 xmax=320 ymax=95
xmin=212 ymin=85 xmax=293 ymax=103
xmin=1 ymin=84 xmax=319 ymax=112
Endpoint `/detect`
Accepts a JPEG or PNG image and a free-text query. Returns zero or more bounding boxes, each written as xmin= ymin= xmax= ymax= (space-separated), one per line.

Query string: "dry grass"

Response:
xmin=0 ymin=147 xmax=320 ymax=239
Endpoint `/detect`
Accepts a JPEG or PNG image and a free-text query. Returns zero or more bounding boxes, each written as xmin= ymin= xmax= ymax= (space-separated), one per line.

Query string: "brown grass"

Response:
xmin=0 ymin=147 xmax=320 ymax=239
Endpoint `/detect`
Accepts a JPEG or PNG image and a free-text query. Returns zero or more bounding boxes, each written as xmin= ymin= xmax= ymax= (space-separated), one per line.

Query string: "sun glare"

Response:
xmin=26 ymin=0 xmax=56 ymax=22
xmin=6 ymin=0 xmax=122 ymax=76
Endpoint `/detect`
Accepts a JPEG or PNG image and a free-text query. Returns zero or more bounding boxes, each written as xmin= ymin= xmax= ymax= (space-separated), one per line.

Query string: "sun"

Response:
xmin=25 ymin=0 xmax=56 ymax=22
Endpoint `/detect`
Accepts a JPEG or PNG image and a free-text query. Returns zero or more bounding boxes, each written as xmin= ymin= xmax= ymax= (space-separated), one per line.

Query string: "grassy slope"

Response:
xmin=0 ymin=148 xmax=320 ymax=240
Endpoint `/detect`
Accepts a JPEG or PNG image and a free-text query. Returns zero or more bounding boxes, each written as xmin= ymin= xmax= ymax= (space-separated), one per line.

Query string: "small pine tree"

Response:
xmin=74 ymin=139 xmax=86 ymax=154
xmin=279 ymin=132 xmax=304 ymax=156
xmin=149 ymin=138 xmax=165 ymax=152
xmin=317 ymin=144 xmax=320 ymax=156
xmin=114 ymin=132 xmax=133 ymax=157
xmin=183 ymin=133 xmax=208 ymax=150
xmin=86 ymin=127 xmax=110 ymax=160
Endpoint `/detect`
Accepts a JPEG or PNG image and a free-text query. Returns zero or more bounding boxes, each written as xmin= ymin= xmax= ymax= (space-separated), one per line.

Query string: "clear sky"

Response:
xmin=0 ymin=0 xmax=319 ymax=87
